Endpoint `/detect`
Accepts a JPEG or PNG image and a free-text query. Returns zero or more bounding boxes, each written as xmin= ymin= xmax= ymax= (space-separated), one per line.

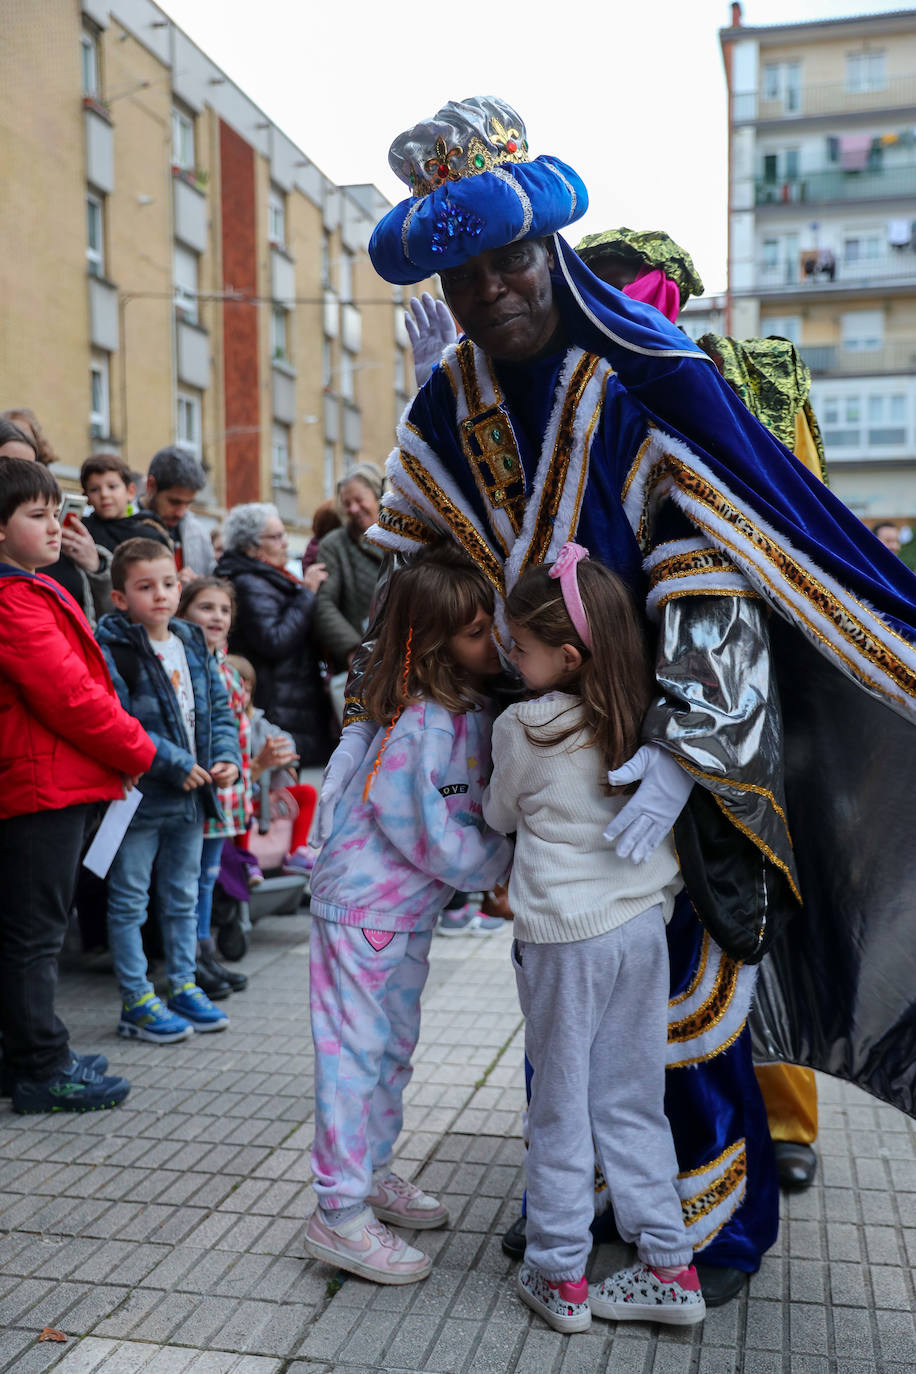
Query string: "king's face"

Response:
xmin=440 ymin=241 xmax=559 ymax=362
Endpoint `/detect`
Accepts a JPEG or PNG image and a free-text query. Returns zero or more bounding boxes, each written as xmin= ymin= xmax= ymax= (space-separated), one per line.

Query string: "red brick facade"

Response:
xmin=219 ymin=120 xmax=260 ymax=507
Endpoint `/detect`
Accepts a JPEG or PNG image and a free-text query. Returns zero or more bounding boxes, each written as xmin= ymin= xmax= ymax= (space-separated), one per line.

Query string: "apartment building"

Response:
xmin=720 ymin=5 xmax=916 ymax=522
xmin=1 ymin=0 xmax=430 ymax=539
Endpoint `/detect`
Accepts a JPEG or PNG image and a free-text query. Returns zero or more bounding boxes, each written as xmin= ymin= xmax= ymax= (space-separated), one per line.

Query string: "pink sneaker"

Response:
xmin=589 ymin=1262 xmax=706 ymax=1325
xmin=304 ymin=1207 xmax=432 ymax=1285
xmin=517 ymin=1264 xmax=591 ymax=1333
xmin=367 ymin=1170 xmax=449 ymax=1230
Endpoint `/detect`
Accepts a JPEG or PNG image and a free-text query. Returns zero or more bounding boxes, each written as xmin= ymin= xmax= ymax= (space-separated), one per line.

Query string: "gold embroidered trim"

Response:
xmin=655 ymin=588 xmax=761 ymax=604
xmin=398 ymin=447 xmax=504 ymax=595
xmin=524 ymin=353 xmax=601 ymax=573
xmin=375 ymin=507 xmax=436 ymax=546
xmin=622 ymin=431 xmax=655 ymax=504
xmin=668 ymin=1017 xmax=747 ymax=1070
xmin=661 ymin=454 xmax=916 ymax=700
xmin=668 ymin=954 xmax=742 ymax=1043
xmin=677 ymin=759 xmax=791 ymax=833
xmin=678 ymin=1137 xmax=746 ymax=1182
xmin=648 ymin=547 xmax=737 ymax=588
xmin=456 ymin=340 xmax=483 ymax=417
xmin=713 ymin=793 xmax=802 ymax=905
xmin=668 ymin=930 xmax=710 ymax=1009
xmin=681 ymin=1146 xmax=747 ymax=1230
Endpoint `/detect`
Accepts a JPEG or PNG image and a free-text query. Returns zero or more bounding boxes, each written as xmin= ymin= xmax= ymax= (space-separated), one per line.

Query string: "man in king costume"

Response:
xmin=319 ymin=96 xmax=916 ymax=1304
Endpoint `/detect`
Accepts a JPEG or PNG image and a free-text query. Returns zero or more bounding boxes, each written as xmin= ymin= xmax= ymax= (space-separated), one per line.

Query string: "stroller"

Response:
xmin=211 ymin=778 xmax=317 ymax=961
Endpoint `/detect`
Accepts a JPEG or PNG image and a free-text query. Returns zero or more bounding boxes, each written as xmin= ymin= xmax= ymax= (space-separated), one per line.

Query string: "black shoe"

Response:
xmin=694 ymin=1263 xmax=748 ymax=1307
xmin=194 ymin=959 xmax=232 ymax=1000
xmin=501 ymin=1213 xmax=526 ymax=1260
xmin=1 ymin=1051 xmax=108 ymax=1098
xmin=774 ymin=1140 xmax=818 ymax=1191
xmin=198 ymin=952 xmax=247 ymax=993
xmin=199 ymin=952 xmax=248 ymax=993
xmin=12 ymin=1055 xmax=130 ymax=1115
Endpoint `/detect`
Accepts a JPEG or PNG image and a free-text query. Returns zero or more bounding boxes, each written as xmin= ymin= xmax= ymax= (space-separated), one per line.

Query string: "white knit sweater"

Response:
xmin=483 ymin=693 xmax=683 ymax=944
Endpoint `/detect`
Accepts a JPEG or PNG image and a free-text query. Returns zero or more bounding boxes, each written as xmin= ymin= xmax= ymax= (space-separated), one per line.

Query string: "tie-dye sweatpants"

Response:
xmin=309 ymin=915 xmax=433 ymax=1211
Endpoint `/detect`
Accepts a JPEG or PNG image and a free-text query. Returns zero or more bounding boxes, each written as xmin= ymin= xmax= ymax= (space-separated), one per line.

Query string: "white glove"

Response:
xmin=313 ymin=719 xmax=377 ymax=846
xmin=603 ymin=743 xmax=694 ymax=864
xmin=405 ymin=293 xmax=457 ymax=387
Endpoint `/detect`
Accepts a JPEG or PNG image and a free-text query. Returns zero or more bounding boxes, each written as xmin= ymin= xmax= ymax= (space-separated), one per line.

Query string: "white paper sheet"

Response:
xmin=82 ymin=789 xmax=143 ymax=878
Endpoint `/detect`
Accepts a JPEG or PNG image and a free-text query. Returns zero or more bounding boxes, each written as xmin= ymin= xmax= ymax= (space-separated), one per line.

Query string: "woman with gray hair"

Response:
xmin=215 ymin=503 xmax=333 ymax=766
xmin=313 ymin=464 xmax=386 ymax=686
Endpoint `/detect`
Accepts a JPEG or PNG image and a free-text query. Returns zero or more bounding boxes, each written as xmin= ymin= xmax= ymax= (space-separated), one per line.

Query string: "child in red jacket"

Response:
xmin=0 ymin=459 xmax=156 ymax=1114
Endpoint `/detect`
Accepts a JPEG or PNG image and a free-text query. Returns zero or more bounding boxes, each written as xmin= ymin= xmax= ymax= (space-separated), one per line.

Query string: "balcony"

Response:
xmin=755 ymin=163 xmax=916 ymax=207
xmin=734 ymin=74 xmax=916 ymax=124
xmin=756 ymin=247 xmax=916 ymax=296
xmin=801 ymin=342 xmax=916 ymax=376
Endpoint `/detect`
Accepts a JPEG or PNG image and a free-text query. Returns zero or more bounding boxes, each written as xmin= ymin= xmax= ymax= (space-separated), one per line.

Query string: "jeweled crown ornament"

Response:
xmin=370 ymin=95 xmax=587 ymax=285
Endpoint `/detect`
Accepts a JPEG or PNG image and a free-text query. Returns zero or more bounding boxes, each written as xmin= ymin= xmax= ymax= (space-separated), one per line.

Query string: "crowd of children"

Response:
xmin=0 ymin=447 xmax=708 ymax=1332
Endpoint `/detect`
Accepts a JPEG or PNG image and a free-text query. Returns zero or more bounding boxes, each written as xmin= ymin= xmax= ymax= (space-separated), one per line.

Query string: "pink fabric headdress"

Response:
xmin=622 ymin=267 xmax=681 ymax=325
xmin=548 ymin=542 xmax=592 ymax=648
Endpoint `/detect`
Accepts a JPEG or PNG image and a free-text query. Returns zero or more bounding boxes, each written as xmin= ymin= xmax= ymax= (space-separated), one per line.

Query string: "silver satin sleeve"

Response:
xmin=643 ymin=594 xmax=799 ymax=893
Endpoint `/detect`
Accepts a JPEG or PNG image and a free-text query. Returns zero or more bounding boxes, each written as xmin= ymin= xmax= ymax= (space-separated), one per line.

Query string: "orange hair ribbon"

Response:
xmin=362 ymin=627 xmax=413 ymax=802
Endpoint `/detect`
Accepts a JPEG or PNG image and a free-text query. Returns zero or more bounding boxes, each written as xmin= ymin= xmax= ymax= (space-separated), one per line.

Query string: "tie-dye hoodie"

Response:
xmin=309 ymin=699 xmax=513 ymax=932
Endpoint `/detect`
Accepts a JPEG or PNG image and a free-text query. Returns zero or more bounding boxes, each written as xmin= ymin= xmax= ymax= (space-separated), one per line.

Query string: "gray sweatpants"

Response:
xmin=514 ymin=904 xmax=691 ymax=1281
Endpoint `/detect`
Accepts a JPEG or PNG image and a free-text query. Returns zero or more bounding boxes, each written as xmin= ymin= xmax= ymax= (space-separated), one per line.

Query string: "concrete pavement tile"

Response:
xmin=93 ymin=1342 xmax=161 ymax=1372
xmin=789 ymin=1258 xmax=826 ymax=1303
xmin=787 ymin=1219 xmax=824 ymax=1260
xmin=170 ymin=1294 xmax=240 ymax=1347
xmin=826 ymin=1222 xmax=863 ymax=1262
xmin=181 ymin=1354 xmax=237 ymax=1374
xmin=93 ymin=1288 xmax=170 ymax=1338
xmin=250 ymin=1216 xmax=304 ymax=1253
xmin=296 ymin=1299 xmax=364 ymax=1361
xmin=693 ymin=1297 xmax=740 ymax=1347
xmin=216 ymin=1179 xmax=272 ymax=1213
xmin=648 ymin=1343 xmax=695 ymax=1373
xmin=829 ymin=1260 xmax=869 ymax=1307
xmin=744 ymin=1297 xmax=783 ymax=1351
xmin=60 ymin=1285 xmax=130 ymax=1334
xmin=209 ymin=1252 xmax=274 ymax=1297
xmin=335 ymin=1311 xmax=401 ymax=1367
xmin=696 ymin=1347 xmax=742 ymax=1374
xmin=867 ymin=1262 xmax=911 ymax=1310
xmin=604 ymin=1336 xmax=652 ymax=1373
xmin=44 ymin=1337 xmax=121 ymax=1372
xmin=875 ymin=1309 xmax=916 ymax=1363
xmin=831 ymin=1363 xmax=879 ymax=1374
xmin=864 ymin=1225 xmax=902 ymax=1265
xmin=789 ymin=1300 xmax=829 ymax=1354
xmin=361 ymin=1313 xmax=433 ymax=1369
xmin=830 ymin=1306 xmax=875 ymax=1360
xmin=557 ymin=1330 xmax=613 ymax=1373
xmin=0 ymin=1326 xmax=36 ymax=1371
xmin=180 ymin=1211 xmax=238 ymax=1249
xmin=513 ymin=1325 xmax=569 ymax=1372
xmin=425 ymin=1317 xmax=486 ymax=1371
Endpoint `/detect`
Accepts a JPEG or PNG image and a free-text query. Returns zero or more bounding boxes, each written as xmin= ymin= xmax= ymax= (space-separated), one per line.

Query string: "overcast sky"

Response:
xmin=163 ymin=0 xmax=902 ymax=295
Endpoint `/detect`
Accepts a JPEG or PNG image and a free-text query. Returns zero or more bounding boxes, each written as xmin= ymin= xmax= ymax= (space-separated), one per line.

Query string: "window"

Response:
xmin=843 ymin=235 xmax=881 ymax=263
xmin=268 ymin=187 xmax=286 ymax=247
xmin=173 ymin=244 xmax=199 ymax=323
xmin=322 ymin=338 xmax=333 ymax=390
xmin=762 ymin=239 xmax=780 ymax=268
xmin=394 ymin=349 xmax=405 ymax=394
xmin=90 ymin=354 xmax=109 ymax=439
xmin=176 ymin=390 xmax=201 ymax=458
xmin=86 ymin=194 xmax=104 ymax=277
xmin=867 ymin=393 xmax=907 ymax=445
xmin=761 ymin=315 xmax=801 ymax=346
xmin=339 ymin=349 xmax=355 ymax=402
xmin=338 ymin=250 xmax=354 ymax=304
xmin=821 ymin=393 xmax=861 ymax=448
xmin=81 ymin=28 xmax=100 ymax=99
xmin=841 ymin=309 xmax=883 ymax=351
xmin=321 ymin=233 xmax=331 ymax=288
xmin=784 ymin=148 xmax=800 ymax=181
xmin=271 ymin=306 xmax=289 ymax=362
xmin=171 ymin=107 xmax=195 ymax=171
xmin=324 ymin=441 xmax=336 ymax=499
xmin=271 ymin=423 xmax=292 ymax=487
xmin=846 ymin=51 xmax=886 ymax=94
xmin=763 ymin=61 xmax=801 ymax=112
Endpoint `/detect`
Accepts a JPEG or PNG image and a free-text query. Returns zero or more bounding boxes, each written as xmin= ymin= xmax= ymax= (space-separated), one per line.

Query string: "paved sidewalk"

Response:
xmin=1 ymin=910 xmax=915 ymax=1374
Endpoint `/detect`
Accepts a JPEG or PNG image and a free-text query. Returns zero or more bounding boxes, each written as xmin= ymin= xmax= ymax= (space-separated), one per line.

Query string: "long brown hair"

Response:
xmin=361 ymin=543 xmax=495 ymax=725
xmin=506 ymin=559 xmax=653 ymax=778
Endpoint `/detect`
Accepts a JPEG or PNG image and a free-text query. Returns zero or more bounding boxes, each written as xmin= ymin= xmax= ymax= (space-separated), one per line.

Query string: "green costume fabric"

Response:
xmin=698 ymin=334 xmax=828 ymax=483
xmin=575 ymin=227 xmax=704 ymax=307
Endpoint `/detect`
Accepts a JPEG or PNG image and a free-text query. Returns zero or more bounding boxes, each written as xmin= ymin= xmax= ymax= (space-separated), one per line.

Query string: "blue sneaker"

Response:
xmin=167 ymin=983 xmax=229 ymax=1033
xmin=2 ymin=1051 xmax=108 ymax=1098
xmin=119 ymin=992 xmax=193 ymax=1043
xmin=12 ymin=1054 xmax=130 ymax=1115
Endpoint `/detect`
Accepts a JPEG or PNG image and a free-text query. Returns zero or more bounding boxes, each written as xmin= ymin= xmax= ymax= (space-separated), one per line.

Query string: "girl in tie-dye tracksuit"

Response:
xmin=305 ymin=546 xmax=513 ymax=1285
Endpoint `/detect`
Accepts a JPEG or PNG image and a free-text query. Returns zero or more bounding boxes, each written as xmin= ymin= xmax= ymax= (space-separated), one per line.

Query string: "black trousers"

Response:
xmin=0 ymin=803 xmax=92 ymax=1079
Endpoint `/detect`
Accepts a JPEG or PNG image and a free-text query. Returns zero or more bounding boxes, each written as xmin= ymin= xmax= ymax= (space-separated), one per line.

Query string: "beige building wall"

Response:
xmin=1 ymin=0 xmax=91 ymax=480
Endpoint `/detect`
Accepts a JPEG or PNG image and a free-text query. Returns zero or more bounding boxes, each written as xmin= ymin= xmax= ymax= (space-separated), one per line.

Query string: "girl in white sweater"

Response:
xmin=483 ymin=543 xmax=705 ymax=1334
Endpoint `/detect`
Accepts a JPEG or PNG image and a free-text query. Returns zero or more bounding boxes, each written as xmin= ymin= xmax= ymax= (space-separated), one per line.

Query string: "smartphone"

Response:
xmin=58 ymin=494 xmax=86 ymax=529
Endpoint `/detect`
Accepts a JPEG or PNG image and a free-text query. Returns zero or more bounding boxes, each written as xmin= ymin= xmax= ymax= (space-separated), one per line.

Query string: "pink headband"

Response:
xmin=548 ymin=542 xmax=592 ymax=648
